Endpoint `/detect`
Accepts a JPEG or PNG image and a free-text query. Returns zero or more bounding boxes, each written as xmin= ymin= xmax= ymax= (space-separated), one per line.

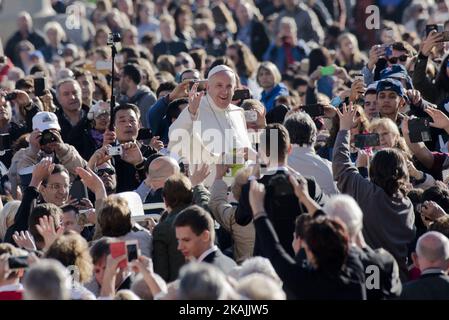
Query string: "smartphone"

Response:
xmin=4 ymin=92 xmax=17 ymax=101
xmin=126 ymin=241 xmax=140 ymax=262
xmin=380 ymin=44 xmax=393 ymax=57
xmin=354 ymin=133 xmax=380 ymax=149
xmin=301 ymin=104 xmax=325 ymax=117
xmin=244 ymin=110 xmax=258 ymax=123
xmin=0 ymin=133 xmax=11 ymax=151
xmin=409 ymin=118 xmax=432 ymax=143
xmin=34 ymin=77 xmax=47 ymax=97
xmin=353 ymin=73 xmax=364 ymax=82
xmin=110 ymin=241 xmax=127 ymax=269
xmin=320 ymin=66 xmax=335 ymax=76
xmin=426 ymin=24 xmax=444 ymax=36
xmin=95 ymin=60 xmax=113 ymax=71
xmin=8 ymin=256 xmax=29 ymax=269
xmin=137 ymin=128 xmax=153 ymax=140
xmin=436 ymin=31 xmax=449 ymax=42
xmin=189 ymin=80 xmax=207 ymax=92
xmin=232 ymin=89 xmax=250 ymax=101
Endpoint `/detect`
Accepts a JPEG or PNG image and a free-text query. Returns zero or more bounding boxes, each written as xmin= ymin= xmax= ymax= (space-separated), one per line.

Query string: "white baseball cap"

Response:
xmin=32 ymin=112 xmax=61 ymax=132
xmin=88 ymin=100 xmax=110 ymax=120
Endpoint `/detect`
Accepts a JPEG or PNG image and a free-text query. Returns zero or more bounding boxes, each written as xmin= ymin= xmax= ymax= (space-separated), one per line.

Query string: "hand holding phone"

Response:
xmin=109 ymin=241 xmax=127 ymax=269
xmin=232 ymin=89 xmax=250 ymax=101
xmin=408 ymin=118 xmax=432 ymax=143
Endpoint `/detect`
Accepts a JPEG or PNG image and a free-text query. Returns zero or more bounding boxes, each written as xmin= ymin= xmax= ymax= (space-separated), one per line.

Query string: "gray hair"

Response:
xmin=283 ymin=112 xmax=317 ymax=146
xmin=236 ymin=274 xmax=286 ymax=300
xmin=323 ymin=195 xmax=363 ymax=241
xmin=416 ymin=231 xmax=449 ymax=263
xmin=178 ymin=262 xmax=234 ymax=300
xmin=237 ymin=257 xmax=282 ymax=286
xmin=23 ymin=259 xmax=71 ymax=300
xmin=56 ymin=78 xmax=81 ymax=100
xmin=131 ymin=273 xmax=167 ymax=300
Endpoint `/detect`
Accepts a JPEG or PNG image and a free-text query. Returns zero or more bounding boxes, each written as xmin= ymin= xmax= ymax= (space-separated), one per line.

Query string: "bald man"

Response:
xmin=134 ymin=156 xmax=180 ymax=214
xmin=5 ymin=11 xmax=46 ymax=65
xmin=400 ymin=232 xmax=449 ymax=300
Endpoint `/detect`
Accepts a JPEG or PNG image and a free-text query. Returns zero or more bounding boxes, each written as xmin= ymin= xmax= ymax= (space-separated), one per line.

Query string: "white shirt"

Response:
xmin=197 ymin=245 xmax=219 ymax=263
xmin=0 ymin=283 xmax=23 ymax=292
xmin=288 ymin=144 xmax=339 ymax=195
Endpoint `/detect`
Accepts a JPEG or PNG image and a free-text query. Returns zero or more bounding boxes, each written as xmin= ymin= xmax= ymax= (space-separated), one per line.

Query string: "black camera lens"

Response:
xmin=40 ymin=130 xmax=57 ymax=145
xmin=4 ymin=92 xmax=17 ymax=101
xmin=108 ymin=32 xmax=122 ymax=44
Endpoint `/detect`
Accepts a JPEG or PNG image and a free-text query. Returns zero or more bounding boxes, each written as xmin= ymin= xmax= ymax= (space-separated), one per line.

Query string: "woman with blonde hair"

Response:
xmin=337 ymin=32 xmax=367 ymax=72
xmin=256 ymin=62 xmax=289 ymax=112
xmin=369 ymin=118 xmax=434 ymax=189
xmin=0 ymin=200 xmax=21 ymax=241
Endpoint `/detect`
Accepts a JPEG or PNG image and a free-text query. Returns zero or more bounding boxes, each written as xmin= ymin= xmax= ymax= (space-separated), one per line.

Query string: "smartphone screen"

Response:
xmin=189 ymin=80 xmax=207 ymax=91
xmin=126 ymin=243 xmax=139 ymax=262
xmin=408 ymin=118 xmax=432 ymax=143
xmin=137 ymin=128 xmax=153 ymax=140
xmin=354 ymin=133 xmax=380 ymax=149
xmin=34 ymin=78 xmax=47 ymax=97
xmin=0 ymin=133 xmax=11 ymax=151
xmin=8 ymin=256 xmax=29 ymax=269
xmin=232 ymin=89 xmax=250 ymax=101
xmin=110 ymin=241 xmax=127 ymax=268
xmin=320 ymin=66 xmax=335 ymax=76
xmin=301 ymin=104 xmax=325 ymax=117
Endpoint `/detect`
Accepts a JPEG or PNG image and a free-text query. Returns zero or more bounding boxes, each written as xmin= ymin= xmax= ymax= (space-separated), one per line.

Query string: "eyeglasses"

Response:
xmin=175 ymin=59 xmax=190 ymax=67
xmin=44 ymin=183 xmax=72 ymax=191
xmin=96 ymin=167 xmax=115 ymax=177
xmin=388 ymin=55 xmax=408 ymax=64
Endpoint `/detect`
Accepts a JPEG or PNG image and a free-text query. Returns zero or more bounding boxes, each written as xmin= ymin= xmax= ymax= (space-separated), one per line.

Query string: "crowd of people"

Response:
xmin=0 ymin=0 xmax=449 ymax=300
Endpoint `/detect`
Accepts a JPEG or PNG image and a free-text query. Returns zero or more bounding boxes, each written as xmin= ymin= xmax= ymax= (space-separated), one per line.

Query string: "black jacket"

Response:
xmin=4 ymin=186 xmax=41 ymax=243
xmin=400 ymin=270 xmax=449 ymax=300
xmin=66 ymin=118 xmax=99 ymax=161
xmin=202 ymin=248 xmax=237 ymax=275
xmin=55 ymin=105 xmax=90 ymax=142
xmin=5 ymin=30 xmax=46 ymax=66
xmin=113 ymin=144 xmax=157 ymax=193
xmin=236 ymin=20 xmax=270 ymax=61
xmin=236 ymin=169 xmax=328 ymax=257
xmin=254 ymin=216 xmax=366 ymax=300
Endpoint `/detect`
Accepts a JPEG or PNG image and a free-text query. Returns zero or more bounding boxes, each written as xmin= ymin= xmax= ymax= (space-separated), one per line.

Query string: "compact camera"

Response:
xmin=108 ymin=145 xmax=123 ymax=156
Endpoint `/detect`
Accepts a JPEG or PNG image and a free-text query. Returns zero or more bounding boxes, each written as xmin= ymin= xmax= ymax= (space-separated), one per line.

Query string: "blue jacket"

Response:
xmin=260 ymin=83 xmax=290 ymax=112
xmin=263 ymin=41 xmax=309 ymax=74
xmin=147 ymin=96 xmax=171 ymax=145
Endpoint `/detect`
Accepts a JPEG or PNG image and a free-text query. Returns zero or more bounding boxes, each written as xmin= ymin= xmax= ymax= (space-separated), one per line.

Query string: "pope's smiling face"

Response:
xmin=207 ymin=71 xmax=236 ymax=109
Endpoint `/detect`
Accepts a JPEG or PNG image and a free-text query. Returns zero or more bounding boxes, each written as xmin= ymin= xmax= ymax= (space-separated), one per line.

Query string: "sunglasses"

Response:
xmin=96 ymin=167 xmax=115 ymax=176
xmin=175 ymin=59 xmax=190 ymax=67
xmin=388 ymin=55 xmax=408 ymax=64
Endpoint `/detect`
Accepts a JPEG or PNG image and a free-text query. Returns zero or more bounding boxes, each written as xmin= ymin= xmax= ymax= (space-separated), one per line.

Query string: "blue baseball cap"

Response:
xmin=380 ymin=64 xmax=413 ymax=89
xmin=376 ymin=78 xmax=406 ymax=98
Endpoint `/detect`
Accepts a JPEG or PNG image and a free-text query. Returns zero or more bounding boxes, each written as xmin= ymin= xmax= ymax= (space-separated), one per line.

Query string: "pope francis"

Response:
xmin=168 ymin=65 xmax=253 ymax=165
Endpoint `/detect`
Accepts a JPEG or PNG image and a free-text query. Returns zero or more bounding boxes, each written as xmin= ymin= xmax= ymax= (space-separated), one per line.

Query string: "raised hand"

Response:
xmin=100 ymin=253 xmax=127 ymax=297
xmin=367 ymin=45 xmax=385 ymax=70
xmin=421 ymin=30 xmax=443 ymax=56
xmin=75 ymin=167 xmax=107 ymax=199
xmin=149 ymin=136 xmax=164 ymax=151
xmin=190 ymin=164 xmax=211 ymax=186
xmin=336 ymin=102 xmax=357 ymax=131
xmin=249 ymin=180 xmax=266 ymax=215
xmin=421 ymin=200 xmax=447 ymax=222
xmin=187 ymin=82 xmax=205 ymax=115
xmin=87 ymin=145 xmax=112 ymax=170
xmin=215 ymin=162 xmax=230 ymax=180
xmin=121 ymin=142 xmax=144 ymax=166
xmin=103 ymin=129 xmax=117 ymax=147
xmin=36 ymin=215 xmax=64 ymax=251
xmin=424 ymin=107 xmax=449 ymax=131
xmin=30 ymin=158 xmax=55 ymax=188
xmin=12 ymin=230 xmax=37 ymax=251
xmin=168 ymin=80 xmax=190 ymax=102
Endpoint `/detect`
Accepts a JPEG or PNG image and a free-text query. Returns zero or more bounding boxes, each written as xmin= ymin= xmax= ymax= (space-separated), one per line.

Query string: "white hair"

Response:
xmin=416 ymin=231 xmax=449 ymax=263
xmin=0 ymin=200 xmax=21 ymax=241
xmin=323 ymin=194 xmax=363 ymax=240
xmin=236 ymin=274 xmax=286 ymax=300
xmin=23 ymin=259 xmax=71 ymax=300
xmin=237 ymin=257 xmax=282 ymax=286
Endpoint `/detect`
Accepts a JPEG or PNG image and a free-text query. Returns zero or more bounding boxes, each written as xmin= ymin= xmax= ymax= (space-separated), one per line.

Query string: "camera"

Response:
xmin=8 ymin=256 xmax=29 ymax=269
xmin=354 ymin=133 xmax=380 ymax=149
xmin=408 ymin=118 xmax=432 ymax=143
xmin=107 ymin=145 xmax=123 ymax=156
xmin=4 ymin=92 xmax=17 ymax=101
xmin=40 ymin=130 xmax=58 ymax=145
xmin=107 ymin=32 xmax=122 ymax=45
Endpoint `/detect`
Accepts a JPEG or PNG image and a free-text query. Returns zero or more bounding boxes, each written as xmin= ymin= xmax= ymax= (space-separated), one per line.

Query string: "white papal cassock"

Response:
xmin=168 ymin=93 xmax=252 ymax=167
